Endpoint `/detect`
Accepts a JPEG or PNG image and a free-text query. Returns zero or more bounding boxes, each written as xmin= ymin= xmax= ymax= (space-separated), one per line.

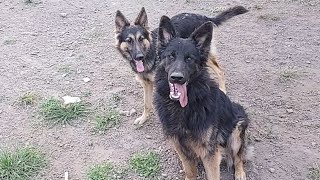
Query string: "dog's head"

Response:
xmin=115 ymin=7 xmax=153 ymax=73
xmin=158 ymin=16 xmax=214 ymax=107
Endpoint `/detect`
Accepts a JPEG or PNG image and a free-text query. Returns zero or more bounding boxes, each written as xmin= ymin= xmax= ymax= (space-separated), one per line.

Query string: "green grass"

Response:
xmin=87 ymin=162 xmax=127 ymax=180
xmin=309 ymin=164 xmax=320 ymax=180
xmin=258 ymin=14 xmax=280 ymax=21
xmin=40 ymin=98 xmax=89 ymax=126
xmin=3 ymin=39 xmax=16 ymax=45
xmin=94 ymin=109 xmax=121 ymax=133
xmin=130 ymin=151 xmax=160 ymax=178
xmin=19 ymin=92 xmax=37 ymax=106
xmin=0 ymin=147 xmax=46 ymax=180
xmin=279 ymin=69 xmax=299 ymax=82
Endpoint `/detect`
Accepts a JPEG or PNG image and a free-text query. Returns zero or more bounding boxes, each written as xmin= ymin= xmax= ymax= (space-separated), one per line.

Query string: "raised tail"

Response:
xmin=210 ymin=6 xmax=248 ymax=26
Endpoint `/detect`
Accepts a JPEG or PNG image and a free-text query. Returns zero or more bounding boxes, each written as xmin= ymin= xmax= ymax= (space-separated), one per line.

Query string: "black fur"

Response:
xmin=155 ymin=20 xmax=249 ymax=159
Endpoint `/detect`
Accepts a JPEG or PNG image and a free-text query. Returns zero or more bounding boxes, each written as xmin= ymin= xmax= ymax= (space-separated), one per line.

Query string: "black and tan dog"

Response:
xmin=154 ymin=18 xmax=250 ymax=180
xmin=115 ymin=7 xmax=248 ymax=124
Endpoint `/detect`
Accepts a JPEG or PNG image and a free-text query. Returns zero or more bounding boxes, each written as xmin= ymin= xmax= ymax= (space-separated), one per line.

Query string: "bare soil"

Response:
xmin=0 ymin=0 xmax=319 ymax=179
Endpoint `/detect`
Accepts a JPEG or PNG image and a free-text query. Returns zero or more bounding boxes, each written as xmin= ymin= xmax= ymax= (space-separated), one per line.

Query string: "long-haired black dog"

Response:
xmin=115 ymin=6 xmax=248 ymax=124
xmin=154 ymin=16 xmax=250 ymax=180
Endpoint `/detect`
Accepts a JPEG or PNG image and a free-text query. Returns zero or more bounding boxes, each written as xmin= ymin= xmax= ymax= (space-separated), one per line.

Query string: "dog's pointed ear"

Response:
xmin=190 ymin=22 xmax=215 ymax=51
xmin=115 ymin=10 xmax=130 ymax=32
xmin=134 ymin=7 xmax=148 ymax=28
xmin=158 ymin=16 xmax=176 ymax=46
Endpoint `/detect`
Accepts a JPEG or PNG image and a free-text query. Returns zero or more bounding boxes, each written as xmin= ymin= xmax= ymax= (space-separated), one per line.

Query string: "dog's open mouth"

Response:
xmin=169 ymin=82 xmax=188 ymax=107
xmin=134 ymin=60 xmax=144 ymax=72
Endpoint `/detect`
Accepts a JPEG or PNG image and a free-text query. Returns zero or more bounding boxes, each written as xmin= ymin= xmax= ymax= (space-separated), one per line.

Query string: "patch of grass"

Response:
xmin=40 ymin=98 xmax=89 ymax=126
xmin=130 ymin=151 xmax=160 ymax=178
xmin=0 ymin=147 xmax=46 ymax=180
xmin=258 ymin=14 xmax=280 ymax=21
xmin=19 ymin=92 xmax=37 ymax=106
xmin=3 ymin=39 xmax=17 ymax=45
xmin=94 ymin=109 xmax=121 ymax=133
xmin=87 ymin=162 xmax=127 ymax=180
xmin=279 ymin=69 xmax=299 ymax=82
xmin=309 ymin=164 xmax=320 ymax=180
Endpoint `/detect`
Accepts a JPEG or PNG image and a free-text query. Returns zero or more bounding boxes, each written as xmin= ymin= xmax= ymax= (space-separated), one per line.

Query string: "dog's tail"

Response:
xmin=210 ymin=6 xmax=248 ymax=26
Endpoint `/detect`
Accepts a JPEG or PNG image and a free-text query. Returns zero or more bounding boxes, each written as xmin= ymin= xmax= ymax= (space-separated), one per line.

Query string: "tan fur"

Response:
xmin=170 ymin=122 xmax=247 ymax=180
xmin=171 ymin=138 xmax=197 ymax=180
xmin=207 ymin=54 xmax=226 ymax=94
xmin=134 ymin=74 xmax=154 ymax=124
xmin=228 ymin=122 xmax=246 ymax=180
xmin=201 ymin=147 xmax=222 ymax=180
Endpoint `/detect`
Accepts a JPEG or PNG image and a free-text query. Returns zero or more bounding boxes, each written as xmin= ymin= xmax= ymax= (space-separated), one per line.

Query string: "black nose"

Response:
xmin=135 ymin=53 xmax=144 ymax=61
xmin=170 ymin=72 xmax=184 ymax=82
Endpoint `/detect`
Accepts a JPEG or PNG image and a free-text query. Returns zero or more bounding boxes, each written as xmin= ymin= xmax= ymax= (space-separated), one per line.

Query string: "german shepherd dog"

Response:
xmin=154 ymin=18 xmax=250 ymax=180
xmin=115 ymin=6 xmax=248 ymax=124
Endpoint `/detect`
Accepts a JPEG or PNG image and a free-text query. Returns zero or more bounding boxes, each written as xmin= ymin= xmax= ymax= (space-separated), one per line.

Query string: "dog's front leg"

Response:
xmin=201 ymin=146 xmax=222 ymax=180
xmin=134 ymin=75 xmax=153 ymax=124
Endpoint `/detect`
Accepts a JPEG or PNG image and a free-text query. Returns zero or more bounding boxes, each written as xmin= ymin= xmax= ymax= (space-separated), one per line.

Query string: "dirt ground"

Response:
xmin=0 ymin=0 xmax=319 ymax=179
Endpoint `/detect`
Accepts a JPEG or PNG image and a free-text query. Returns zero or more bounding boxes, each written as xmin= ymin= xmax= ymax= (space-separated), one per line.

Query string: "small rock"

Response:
xmin=306 ymin=61 xmax=311 ymax=64
xmin=286 ymin=108 xmax=294 ymax=114
xmin=83 ymin=77 xmax=90 ymax=82
xmin=88 ymin=142 xmax=93 ymax=147
xmin=62 ymin=96 xmax=81 ymax=104
xmin=269 ymin=168 xmax=275 ymax=173
xmin=146 ymin=135 xmax=152 ymax=139
xmin=62 ymin=73 xmax=68 ymax=77
xmin=60 ymin=13 xmax=68 ymax=18
xmin=311 ymin=142 xmax=316 ymax=146
xmin=179 ymin=170 xmax=184 ymax=173
xmin=129 ymin=108 xmax=137 ymax=116
xmin=254 ymin=137 xmax=262 ymax=142
xmin=119 ymin=110 xmax=129 ymax=116
xmin=161 ymin=173 xmax=168 ymax=177
xmin=245 ymin=60 xmax=250 ymax=63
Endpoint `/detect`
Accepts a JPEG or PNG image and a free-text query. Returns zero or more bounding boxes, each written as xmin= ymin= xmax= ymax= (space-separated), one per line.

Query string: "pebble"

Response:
xmin=286 ymin=108 xmax=294 ymax=114
xmin=161 ymin=173 xmax=168 ymax=177
xmin=83 ymin=77 xmax=90 ymax=82
xmin=129 ymin=108 xmax=137 ymax=116
xmin=311 ymin=142 xmax=316 ymax=146
xmin=306 ymin=61 xmax=311 ymax=64
xmin=269 ymin=168 xmax=275 ymax=173
xmin=146 ymin=135 xmax=152 ymax=139
xmin=254 ymin=137 xmax=262 ymax=142
xmin=60 ymin=13 xmax=68 ymax=18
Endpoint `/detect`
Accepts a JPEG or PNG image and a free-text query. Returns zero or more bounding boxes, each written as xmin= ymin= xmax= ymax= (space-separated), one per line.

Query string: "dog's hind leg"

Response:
xmin=134 ymin=75 xmax=153 ymax=124
xmin=207 ymin=54 xmax=226 ymax=94
xmin=171 ymin=139 xmax=197 ymax=180
xmin=201 ymin=146 xmax=222 ymax=180
xmin=227 ymin=121 xmax=247 ymax=180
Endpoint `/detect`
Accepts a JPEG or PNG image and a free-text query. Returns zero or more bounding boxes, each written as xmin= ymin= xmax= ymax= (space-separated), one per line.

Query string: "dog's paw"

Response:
xmin=134 ymin=115 xmax=148 ymax=125
xmin=235 ymin=171 xmax=246 ymax=180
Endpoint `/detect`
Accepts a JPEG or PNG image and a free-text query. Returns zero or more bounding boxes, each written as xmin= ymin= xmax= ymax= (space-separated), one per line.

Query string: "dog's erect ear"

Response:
xmin=190 ymin=21 xmax=215 ymax=51
xmin=115 ymin=10 xmax=130 ymax=32
xmin=134 ymin=7 xmax=148 ymax=28
xmin=158 ymin=16 xmax=176 ymax=46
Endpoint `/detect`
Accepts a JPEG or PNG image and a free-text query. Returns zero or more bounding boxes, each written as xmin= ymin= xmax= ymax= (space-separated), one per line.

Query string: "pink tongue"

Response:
xmin=175 ymin=83 xmax=188 ymax=107
xmin=135 ymin=60 xmax=144 ymax=72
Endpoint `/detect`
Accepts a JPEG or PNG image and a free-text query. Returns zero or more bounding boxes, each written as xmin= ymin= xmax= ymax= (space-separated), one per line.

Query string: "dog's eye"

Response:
xmin=186 ymin=57 xmax=192 ymax=63
xmin=168 ymin=54 xmax=175 ymax=60
xmin=125 ymin=38 xmax=132 ymax=43
xmin=139 ymin=36 xmax=144 ymax=42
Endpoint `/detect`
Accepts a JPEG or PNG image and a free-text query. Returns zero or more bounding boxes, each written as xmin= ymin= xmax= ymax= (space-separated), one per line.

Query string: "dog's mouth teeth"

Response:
xmin=169 ymin=83 xmax=181 ymax=100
